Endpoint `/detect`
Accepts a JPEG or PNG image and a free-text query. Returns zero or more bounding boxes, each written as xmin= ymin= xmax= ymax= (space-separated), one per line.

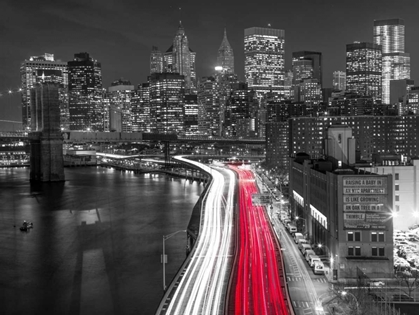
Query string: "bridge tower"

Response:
xmin=29 ymin=83 xmax=65 ymax=182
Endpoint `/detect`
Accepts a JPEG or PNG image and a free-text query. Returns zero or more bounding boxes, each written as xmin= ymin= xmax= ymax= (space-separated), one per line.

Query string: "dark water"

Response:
xmin=0 ymin=167 xmax=203 ymax=315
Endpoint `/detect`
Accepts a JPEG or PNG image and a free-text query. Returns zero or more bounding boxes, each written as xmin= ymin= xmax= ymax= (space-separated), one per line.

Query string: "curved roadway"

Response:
xmin=156 ymin=156 xmax=236 ymax=315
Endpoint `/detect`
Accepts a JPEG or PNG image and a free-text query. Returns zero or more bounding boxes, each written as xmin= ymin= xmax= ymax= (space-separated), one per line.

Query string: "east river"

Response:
xmin=0 ymin=166 xmax=204 ymax=315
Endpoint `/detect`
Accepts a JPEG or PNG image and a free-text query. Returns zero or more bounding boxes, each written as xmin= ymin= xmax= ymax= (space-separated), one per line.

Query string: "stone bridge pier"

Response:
xmin=29 ymin=83 xmax=65 ymax=182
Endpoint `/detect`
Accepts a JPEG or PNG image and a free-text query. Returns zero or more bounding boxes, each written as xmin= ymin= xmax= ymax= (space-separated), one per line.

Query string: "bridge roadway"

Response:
xmin=155 ymin=156 xmax=237 ymax=315
xmin=0 ymin=131 xmax=265 ymax=145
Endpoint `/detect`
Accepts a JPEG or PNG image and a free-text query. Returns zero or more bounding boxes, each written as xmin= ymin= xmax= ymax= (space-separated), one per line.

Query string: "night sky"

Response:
xmin=0 ymin=0 xmax=418 ymax=120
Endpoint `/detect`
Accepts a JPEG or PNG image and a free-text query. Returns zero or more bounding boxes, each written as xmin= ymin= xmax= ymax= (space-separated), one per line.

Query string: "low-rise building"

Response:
xmin=365 ymin=154 xmax=419 ymax=231
xmin=289 ymin=125 xmax=394 ymax=281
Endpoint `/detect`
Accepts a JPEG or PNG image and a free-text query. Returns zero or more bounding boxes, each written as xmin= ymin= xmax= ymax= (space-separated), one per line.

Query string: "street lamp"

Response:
xmin=340 ymin=291 xmax=359 ymax=313
xmin=162 ymin=229 xmax=187 ymax=291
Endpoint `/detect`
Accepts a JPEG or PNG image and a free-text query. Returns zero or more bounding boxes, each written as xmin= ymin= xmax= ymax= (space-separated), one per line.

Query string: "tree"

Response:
xmin=325 ymin=282 xmax=401 ymax=315
xmin=397 ymin=269 xmax=419 ymax=299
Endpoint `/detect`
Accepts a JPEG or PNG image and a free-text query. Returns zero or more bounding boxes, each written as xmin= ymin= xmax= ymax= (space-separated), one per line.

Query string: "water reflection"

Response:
xmin=0 ymin=167 xmax=203 ymax=314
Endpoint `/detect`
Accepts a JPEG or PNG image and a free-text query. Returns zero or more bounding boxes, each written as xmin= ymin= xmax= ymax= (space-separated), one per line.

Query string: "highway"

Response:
xmin=229 ymin=165 xmax=291 ymax=315
xmin=156 ymin=156 xmax=236 ymax=315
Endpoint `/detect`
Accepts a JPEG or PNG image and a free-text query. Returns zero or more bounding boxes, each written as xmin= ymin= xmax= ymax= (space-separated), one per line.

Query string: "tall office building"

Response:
xmin=108 ymin=79 xmax=135 ymax=133
xmin=68 ymin=52 xmax=103 ymax=131
xmin=292 ymin=51 xmax=322 ymax=86
xmin=214 ymin=69 xmax=240 ymax=133
xmin=284 ymin=70 xmax=294 ymax=100
xmin=197 ymin=76 xmax=220 ymax=136
xmin=296 ymin=78 xmax=322 ymax=107
xmin=244 ymin=27 xmax=285 ymax=96
xmin=224 ymin=84 xmax=259 ymax=137
xmin=21 ymin=53 xmax=69 ymax=130
xmin=373 ymin=19 xmax=411 ymax=104
xmin=164 ymin=22 xmax=196 ymax=90
xmin=149 ymin=72 xmax=185 ymax=134
xmin=184 ymin=94 xmax=199 ymax=135
xmin=332 ymin=71 xmax=346 ymax=91
xmin=292 ymin=59 xmax=313 ymax=85
xmin=217 ymin=28 xmax=234 ymax=73
xmin=150 ymin=46 xmax=164 ymax=74
xmin=266 ymin=99 xmax=292 ymax=169
xmin=398 ymin=86 xmax=419 ymax=115
xmin=346 ymin=42 xmax=382 ymax=101
xmin=132 ymin=83 xmax=151 ymax=132
xmin=190 ymin=50 xmax=197 ymax=89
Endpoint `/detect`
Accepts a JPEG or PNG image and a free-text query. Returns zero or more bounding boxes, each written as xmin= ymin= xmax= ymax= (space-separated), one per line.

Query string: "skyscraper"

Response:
xmin=150 ymin=46 xmax=164 ymax=74
xmin=197 ymin=76 xmax=220 ymax=136
xmin=292 ymin=51 xmax=322 ymax=86
xmin=217 ymin=28 xmax=234 ymax=73
xmin=108 ymin=79 xmax=135 ymax=133
xmin=284 ymin=70 xmax=294 ymax=100
xmin=296 ymin=78 xmax=322 ymax=108
xmin=164 ymin=22 xmax=196 ymax=90
xmin=373 ymin=19 xmax=411 ymax=104
xmin=244 ymin=27 xmax=285 ymax=96
xmin=346 ymin=42 xmax=382 ymax=101
xmin=332 ymin=71 xmax=346 ymax=91
xmin=224 ymin=83 xmax=259 ymax=137
xmin=21 ymin=53 xmax=69 ymax=130
xmin=68 ymin=52 xmax=103 ymax=131
xmin=132 ymin=83 xmax=151 ymax=132
xmin=149 ymin=72 xmax=185 ymax=134
xmin=184 ymin=94 xmax=199 ymax=135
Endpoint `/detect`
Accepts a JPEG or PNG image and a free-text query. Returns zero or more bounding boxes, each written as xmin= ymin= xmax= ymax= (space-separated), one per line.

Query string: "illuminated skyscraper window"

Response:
xmin=346 ymin=42 xmax=382 ymax=101
xmin=373 ymin=19 xmax=410 ymax=104
xmin=244 ymin=27 xmax=285 ymax=96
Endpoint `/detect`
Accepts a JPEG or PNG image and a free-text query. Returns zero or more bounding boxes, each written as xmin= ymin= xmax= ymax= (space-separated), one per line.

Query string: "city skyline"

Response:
xmin=0 ymin=0 xmax=418 ymax=95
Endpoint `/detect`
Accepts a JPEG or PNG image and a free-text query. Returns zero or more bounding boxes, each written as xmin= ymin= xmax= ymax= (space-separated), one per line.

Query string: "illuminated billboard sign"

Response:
xmin=342 ymin=176 xmax=389 ymax=229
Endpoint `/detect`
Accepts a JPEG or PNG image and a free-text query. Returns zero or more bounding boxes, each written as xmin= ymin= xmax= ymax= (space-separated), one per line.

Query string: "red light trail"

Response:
xmin=229 ymin=166 xmax=291 ymax=315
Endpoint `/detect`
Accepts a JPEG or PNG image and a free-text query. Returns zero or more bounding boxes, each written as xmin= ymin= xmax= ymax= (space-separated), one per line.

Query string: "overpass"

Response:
xmin=0 ymin=131 xmax=266 ymax=145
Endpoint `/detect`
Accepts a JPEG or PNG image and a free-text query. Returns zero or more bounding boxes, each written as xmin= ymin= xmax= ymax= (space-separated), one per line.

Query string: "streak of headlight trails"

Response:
xmin=163 ymin=156 xmax=236 ymax=315
xmin=230 ymin=166 xmax=290 ymax=315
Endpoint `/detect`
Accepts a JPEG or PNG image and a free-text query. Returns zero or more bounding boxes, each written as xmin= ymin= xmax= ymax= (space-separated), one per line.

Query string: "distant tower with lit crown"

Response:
xmin=164 ymin=21 xmax=196 ymax=90
xmin=217 ymin=28 xmax=234 ymax=73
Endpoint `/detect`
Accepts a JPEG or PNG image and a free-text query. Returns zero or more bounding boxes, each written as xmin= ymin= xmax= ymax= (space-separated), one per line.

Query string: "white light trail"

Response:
xmin=162 ymin=156 xmax=235 ymax=315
